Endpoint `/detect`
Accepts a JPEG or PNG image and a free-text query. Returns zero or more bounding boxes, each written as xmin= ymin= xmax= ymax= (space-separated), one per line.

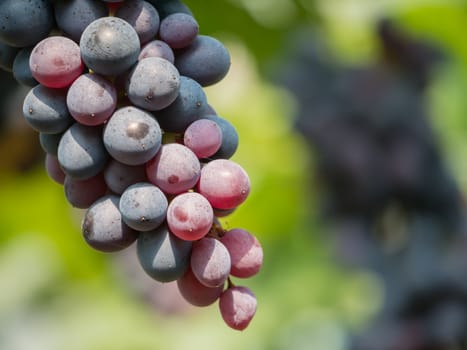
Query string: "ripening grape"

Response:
xmin=64 ymin=173 xmax=108 ymax=209
xmin=198 ymin=159 xmax=250 ymax=209
xmin=159 ymin=13 xmax=198 ymax=49
xmin=220 ymin=228 xmax=263 ymax=278
xmin=139 ymin=39 xmax=175 ymax=63
xmin=45 ymin=154 xmax=66 ymax=185
xmin=184 ymin=119 xmax=222 ymax=158
xmin=190 ymin=237 xmax=231 ymax=288
xmin=177 ymin=267 xmax=224 ymax=307
xmin=29 ymin=36 xmax=83 ymax=88
xmin=219 ymin=286 xmax=257 ymax=331
xmin=166 ymin=192 xmax=213 ymax=241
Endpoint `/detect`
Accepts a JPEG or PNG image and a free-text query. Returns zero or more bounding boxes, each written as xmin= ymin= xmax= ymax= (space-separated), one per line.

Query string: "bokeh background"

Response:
xmin=2 ymin=0 xmax=467 ymax=349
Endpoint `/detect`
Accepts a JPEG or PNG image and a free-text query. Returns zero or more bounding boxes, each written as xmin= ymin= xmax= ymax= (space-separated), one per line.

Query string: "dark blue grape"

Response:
xmin=137 ymin=223 xmax=192 ymax=282
xmin=22 ymin=85 xmax=72 ymax=134
xmin=58 ymin=123 xmax=109 ymax=179
xmin=0 ymin=0 xmax=54 ymax=47
xmin=175 ymin=35 xmax=230 ymax=87
xmin=159 ymin=13 xmax=198 ymax=49
xmin=82 ymin=195 xmax=138 ymax=252
xmin=80 ymin=17 xmax=140 ymax=76
xmin=156 ymin=76 xmax=208 ymax=133
xmin=146 ymin=0 xmax=192 ymax=19
xmin=119 ymin=182 xmax=168 ymax=231
xmin=104 ymin=159 xmax=148 ymax=194
xmin=54 ymin=0 xmax=108 ymax=43
xmin=202 ymin=115 xmax=238 ymax=159
xmin=103 ymin=106 xmax=162 ymax=165
xmin=39 ymin=131 xmax=63 ymax=155
xmin=0 ymin=42 xmax=19 ymax=72
xmin=126 ymin=56 xmax=180 ymax=111
xmin=12 ymin=47 xmax=38 ymax=87
xmin=115 ymin=0 xmax=160 ymax=45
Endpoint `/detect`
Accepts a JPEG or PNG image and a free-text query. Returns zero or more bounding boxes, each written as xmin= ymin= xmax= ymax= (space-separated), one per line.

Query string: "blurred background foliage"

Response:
xmin=2 ymin=0 xmax=467 ymax=349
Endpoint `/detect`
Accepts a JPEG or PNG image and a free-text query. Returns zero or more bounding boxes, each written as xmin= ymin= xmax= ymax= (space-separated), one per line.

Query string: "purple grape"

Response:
xmin=54 ymin=0 xmax=108 ymax=43
xmin=80 ymin=17 xmax=140 ymax=76
xmin=198 ymin=159 xmax=250 ymax=210
xmin=166 ymin=192 xmax=213 ymax=241
xmin=190 ymin=237 xmax=231 ymax=288
xmin=30 ymin=36 xmax=84 ymax=89
xmin=126 ymin=56 xmax=180 ymax=111
xmin=58 ymin=123 xmax=109 ymax=180
xmin=0 ymin=0 xmax=54 ymax=47
xmin=45 ymin=154 xmax=65 ymax=185
xmin=64 ymin=173 xmax=108 ymax=209
xmin=115 ymin=0 xmax=160 ymax=45
xmin=119 ymin=182 xmax=168 ymax=231
xmin=103 ymin=106 xmax=162 ymax=165
xmin=148 ymin=0 xmax=192 ymax=19
xmin=202 ymin=115 xmax=239 ymax=159
xmin=177 ymin=267 xmax=224 ymax=307
xmin=219 ymin=286 xmax=257 ymax=331
xmin=184 ymin=119 xmax=222 ymax=158
xmin=104 ymin=159 xmax=148 ymax=194
xmin=66 ymin=73 xmax=117 ymax=126
xmin=22 ymin=85 xmax=72 ymax=134
xmin=137 ymin=224 xmax=192 ymax=282
xmin=146 ymin=143 xmax=200 ymax=194
xmin=138 ymin=40 xmax=174 ymax=63
xmin=220 ymin=228 xmax=263 ymax=278
xmin=175 ymin=35 xmax=230 ymax=87
xmin=82 ymin=194 xmax=138 ymax=252
xmin=159 ymin=13 xmax=198 ymax=49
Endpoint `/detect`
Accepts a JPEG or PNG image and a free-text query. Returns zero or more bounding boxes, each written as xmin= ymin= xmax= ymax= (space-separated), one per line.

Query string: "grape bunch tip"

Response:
xmin=0 ymin=0 xmax=264 ymax=331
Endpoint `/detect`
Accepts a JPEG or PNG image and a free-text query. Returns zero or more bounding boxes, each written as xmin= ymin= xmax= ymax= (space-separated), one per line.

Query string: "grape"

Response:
xmin=0 ymin=42 xmax=19 ymax=72
xmin=220 ymin=229 xmax=263 ymax=278
xmin=103 ymin=106 xmax=162 ymax=165
xmin=54 ymin=0 xmax=108 ymax=43
xmin=66 ymin=73 xmax=117 ymax=126
xmin=64 ymin=173 xmax=108 ymax=209
xmin=175 ymin=35 xmax=230 ymax=87
xmin=0 ymin=0 xmax=54 ymax=47
xmin=126 ymin=56 xmax=180 ymax=111
xmin=119 ymin=182 xmax=168 ymax=231
xmin=82 ymin=195 xmax=138 ymax=252
xmin=39 ymin=132 xmax=63 ymax=155
xmin=177 ymin=267 xmax=224 ymax=307
xmin=29 ymin=36 xmax=83 ymax=89
xmin=139 ymin=40 xmax=175 ymax=64
xmin=146 ymin=143 xmax=200 ymax=194
xmin=12 ymin=47 xmax=38 ymax=87
xmin=156 ymin=76 xmax=208 ymax=133
xmin=80 ymin=16 xmax=140 ymax=76
xmin=115 ymin=0 xmax=160 ymax=45
xmin=190 ymin=237 xmax=231 ymax=288
xmin=202 ymin=115 xmax=239 ymax=159
xmin=58 ymin=123 xmax=109 ymax=180
xmin=198 ymin=159 xmax=250 ymax=210
xmin=45 ymin=154 xmax=65 ymax=185
xmin=104 ymin=159 xmax=147 ymax=194
xmin=159 ymin=13 xmax=198 ymax=49
xmin=184 ymin=119 xmax=222 ymax=159
xmin=166 ymin=192 xmax=213 ymax=241
xmin=219 ymin=286 xmax=257 ymax=331
xmin=22 ymin=85 xmax=72 ymax=134
xmin=147 ymin=0 xmax=192 ymax=19
xmin=137 ymin=224 xmax=192 ymax=282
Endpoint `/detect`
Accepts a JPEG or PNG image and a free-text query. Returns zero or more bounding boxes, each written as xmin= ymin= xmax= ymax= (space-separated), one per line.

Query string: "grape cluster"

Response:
xmin=0 ymin=0 xmax=263 ymax=331
xmin=277 ymin=21 xmax=467 ymax=348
